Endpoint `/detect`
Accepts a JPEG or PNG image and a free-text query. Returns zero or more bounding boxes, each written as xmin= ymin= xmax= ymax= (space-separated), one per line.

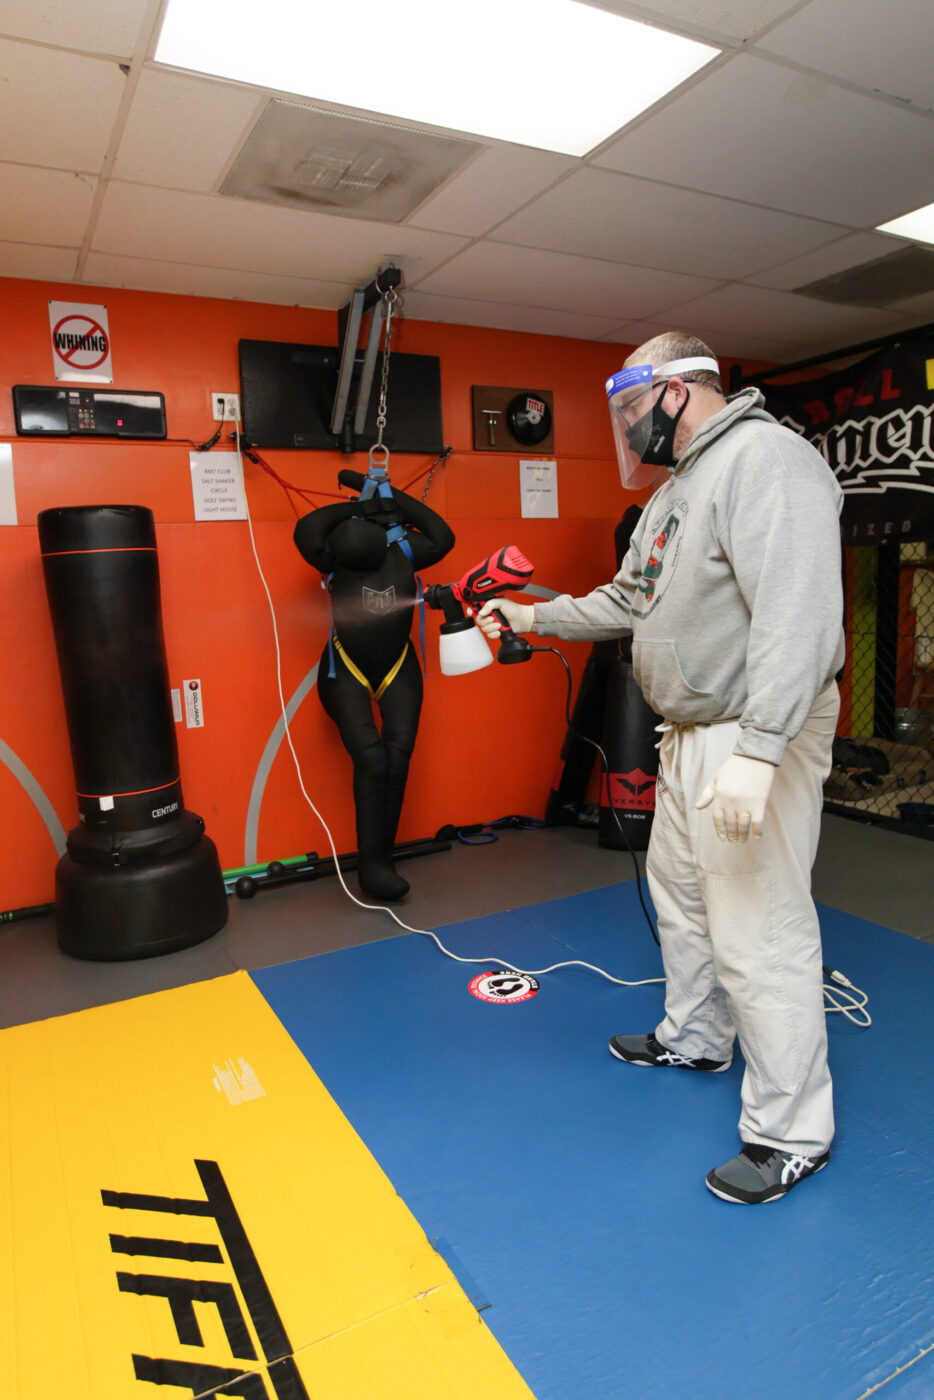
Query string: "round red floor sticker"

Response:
xmin=468 ymin=971 xmax=540 ymax=1004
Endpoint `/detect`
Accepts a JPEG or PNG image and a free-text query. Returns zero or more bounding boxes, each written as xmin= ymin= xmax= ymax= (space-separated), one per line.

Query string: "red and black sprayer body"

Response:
xmin=425 ymin=546 xmax=534 ymax=665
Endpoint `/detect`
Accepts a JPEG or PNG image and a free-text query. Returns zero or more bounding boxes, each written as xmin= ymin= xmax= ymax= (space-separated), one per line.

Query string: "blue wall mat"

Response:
xmin=254 ymin=885 xmax=934 ymax=1400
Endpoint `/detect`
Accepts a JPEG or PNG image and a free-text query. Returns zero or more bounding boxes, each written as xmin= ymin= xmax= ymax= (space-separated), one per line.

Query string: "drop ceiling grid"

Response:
xmin=591 ymin=53 xmax=934 ymax=226
xmin=0 ymin=0 xmax=151 ymax=56
xmin=80 ymin=250 xmax=353 ymax=308
xmin=0 ymin=38 xmax=126 ymax=172
xmin=111 ymin=69 xmax=265 ymax=192
xmin=92 ymin=182 xmax=473 ymax=284
xmin=479 ymin=167 xmax=850 ymax=280
xmin=0 ymin=0 xmax=930 ymax=358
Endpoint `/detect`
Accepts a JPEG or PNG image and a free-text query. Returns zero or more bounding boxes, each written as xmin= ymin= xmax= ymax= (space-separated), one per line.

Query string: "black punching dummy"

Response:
xmin=38 ymin=505 xmax=228 ymax=960
xmin=294 ymin=470 xmax=454 ymax=900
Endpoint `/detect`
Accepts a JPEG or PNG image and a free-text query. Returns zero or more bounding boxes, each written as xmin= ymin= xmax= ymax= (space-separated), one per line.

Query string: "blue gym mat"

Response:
xmin=254 ymin=884 xmax=934 ymax=1400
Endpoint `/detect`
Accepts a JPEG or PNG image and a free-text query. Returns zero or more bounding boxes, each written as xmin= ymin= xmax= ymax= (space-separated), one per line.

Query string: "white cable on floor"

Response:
xmin=823 ymin=968 xmax=872 ymax=1027
xmin=236 ymin=427 xmax=664 ymax=990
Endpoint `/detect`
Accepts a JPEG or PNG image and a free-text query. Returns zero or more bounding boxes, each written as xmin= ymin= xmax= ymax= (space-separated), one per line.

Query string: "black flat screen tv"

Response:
xmin=238 ymin=339 xmax=444 ymax=453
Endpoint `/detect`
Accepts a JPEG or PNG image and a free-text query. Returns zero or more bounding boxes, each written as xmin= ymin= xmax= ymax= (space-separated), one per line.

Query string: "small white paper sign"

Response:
xmin=0 ymin=444 xmax=16 ymax=524
xmin=520 ymin=459 xmax=558 ymax=518
xmin=190 ymin=451 xmax=248 ymax=521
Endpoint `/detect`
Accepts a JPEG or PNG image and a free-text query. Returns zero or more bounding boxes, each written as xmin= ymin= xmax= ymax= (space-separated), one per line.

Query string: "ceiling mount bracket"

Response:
xmin=330 ymin=265 xmax=404 ymax=443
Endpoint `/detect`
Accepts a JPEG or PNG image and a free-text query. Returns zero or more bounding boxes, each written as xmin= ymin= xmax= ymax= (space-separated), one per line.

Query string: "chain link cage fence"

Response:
xmin=826 ymin=540 xmax=934 ymax=836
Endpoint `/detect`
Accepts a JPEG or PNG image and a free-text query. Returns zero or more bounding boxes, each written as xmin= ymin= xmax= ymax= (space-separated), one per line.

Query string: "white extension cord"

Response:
xmin=235 ymin=428 xmax=870 ymax=1022
xmin=822 ymin=966 xmax=872 ymax=1027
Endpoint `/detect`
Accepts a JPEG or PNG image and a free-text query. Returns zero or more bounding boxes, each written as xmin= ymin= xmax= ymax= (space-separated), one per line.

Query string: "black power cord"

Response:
xmin=530 ymin=645 xmax=660 ymax=946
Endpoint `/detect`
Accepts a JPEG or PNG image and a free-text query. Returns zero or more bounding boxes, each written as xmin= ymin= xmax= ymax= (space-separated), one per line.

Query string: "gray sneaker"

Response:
xmin=706 ymin=1142 xmax=831 ymax=1204
xmin=609 ymin=1032 xmax=731 ymax=1072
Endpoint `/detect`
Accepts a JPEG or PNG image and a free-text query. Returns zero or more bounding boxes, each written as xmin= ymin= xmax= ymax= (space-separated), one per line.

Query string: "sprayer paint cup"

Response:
xmin=439 ymin=620 xmax=495 ymax=675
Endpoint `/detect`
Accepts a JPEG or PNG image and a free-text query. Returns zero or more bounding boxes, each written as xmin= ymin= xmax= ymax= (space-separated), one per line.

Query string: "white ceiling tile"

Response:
xmin=413 ymin=241 xmax=720 ymax=319
xmin=593 ymin=54 xmax=934 ymax=226
xmin=761 ymin=0 xmax=934 ymax=111
xmin=399 ymin=289 xmax=623 ymax=340
xmin=113 ymin=70 xmax=263 ymax=192
xmin=659 ymin=281 xmax=925 ymax=351
xmin=745 ymin=232 xmax=915 ymax=291
xmin=704 ymin=331 xmax=811 ymax=360
xmin=0 ymin=164 xmax=96 ymax=244
xmin=599 ymin=318 xmax=804 ymax=361
xmin=81 ymin=251 xmax=350 ymax=308
xmin=0 ymin=240 xmax=80 ymax=281
xmin=407 ymin=145 xmax=576 ymax=236
xmin=588 ymin=0 xmax=802 ymax=42
xmin=0 ymin=40 xmax=125 ymax=171
xmin=92 ymin=183 xmax=470 ymax=283
xmin=0 ymin=0 xmax=150 ymax=57
xmin=491 ymin=167 xmax=843 ymax=279
xmin=598 ymin=319 xmax=672 ymax=345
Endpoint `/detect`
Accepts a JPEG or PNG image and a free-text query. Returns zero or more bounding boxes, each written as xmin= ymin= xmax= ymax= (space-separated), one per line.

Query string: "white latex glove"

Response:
xmin=695 ymin=754 xmax=775 ymax=843
xmin=475 ymin=598 xmax=535 ymax=639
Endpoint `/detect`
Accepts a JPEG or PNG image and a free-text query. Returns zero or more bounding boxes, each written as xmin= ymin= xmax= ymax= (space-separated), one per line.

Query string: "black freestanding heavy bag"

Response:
xmin=544 ymin=645 xmax=613 ymax=825
xmin=598 ymin=656 xmax=660 ymax=852
xmin=38 ymin=504 xmax=227 ymax=960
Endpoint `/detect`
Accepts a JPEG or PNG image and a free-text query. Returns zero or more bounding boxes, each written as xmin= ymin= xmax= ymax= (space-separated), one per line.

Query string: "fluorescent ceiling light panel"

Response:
xmin=877 ymin=201 xmax=934 ymax=248
xmin=154 ymin=0 xmax=719 ymax=157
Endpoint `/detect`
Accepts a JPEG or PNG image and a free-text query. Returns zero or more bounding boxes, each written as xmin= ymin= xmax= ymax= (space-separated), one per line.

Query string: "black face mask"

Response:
xmin=625 ymin=382 xmax=689 ymax=468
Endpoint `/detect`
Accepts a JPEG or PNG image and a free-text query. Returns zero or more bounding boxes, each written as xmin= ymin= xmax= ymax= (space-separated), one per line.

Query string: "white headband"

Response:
xmin=654 ymin=356 xmax=720 ymax=380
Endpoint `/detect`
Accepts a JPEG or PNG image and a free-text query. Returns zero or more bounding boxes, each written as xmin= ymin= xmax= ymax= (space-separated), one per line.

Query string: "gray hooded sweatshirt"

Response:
xmin=532 ymin=388 xmax=845 ymax=766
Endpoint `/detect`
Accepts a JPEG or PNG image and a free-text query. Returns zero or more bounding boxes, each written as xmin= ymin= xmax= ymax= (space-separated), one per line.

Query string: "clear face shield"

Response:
xmin=606 ymin=356 xmax=721 ymax=489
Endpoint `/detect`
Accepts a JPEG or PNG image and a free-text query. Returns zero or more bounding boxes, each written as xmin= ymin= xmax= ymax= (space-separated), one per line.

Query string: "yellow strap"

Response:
xmin=333 ymin=637 xmax=409 ymax=702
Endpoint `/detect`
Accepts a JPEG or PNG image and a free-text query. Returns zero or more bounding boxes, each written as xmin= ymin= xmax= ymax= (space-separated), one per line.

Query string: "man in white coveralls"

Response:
xmin=478 ymin=332 xmax=845 ymax=1205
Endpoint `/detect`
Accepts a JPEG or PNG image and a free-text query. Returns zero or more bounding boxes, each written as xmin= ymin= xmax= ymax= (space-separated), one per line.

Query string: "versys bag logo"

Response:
xmin=363 ymin=585 xmax=395 ymax=615
xmin=602 ymin=767 xmax=657 ymax=812
xmin=633 ymin=500 xmax=687 ymax=616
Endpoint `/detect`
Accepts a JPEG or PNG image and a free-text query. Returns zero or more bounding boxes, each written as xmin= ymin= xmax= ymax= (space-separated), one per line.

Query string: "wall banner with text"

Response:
xmin=763 ymin=334 xmax=934 ymax=545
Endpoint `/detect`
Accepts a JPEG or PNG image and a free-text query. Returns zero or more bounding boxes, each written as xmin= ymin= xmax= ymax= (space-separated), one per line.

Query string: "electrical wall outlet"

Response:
xmin=212 ymin=393 xmax=241 ymax=421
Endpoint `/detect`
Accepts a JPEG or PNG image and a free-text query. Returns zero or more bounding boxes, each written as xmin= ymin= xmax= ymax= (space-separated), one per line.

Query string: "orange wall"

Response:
xmin=0 ymin=275 xmax=759 ymax=909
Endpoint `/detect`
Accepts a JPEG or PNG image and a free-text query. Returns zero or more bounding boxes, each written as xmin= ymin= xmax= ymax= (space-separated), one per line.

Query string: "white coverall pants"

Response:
xmin=646 ymin=683 xmax=840 ymax=1156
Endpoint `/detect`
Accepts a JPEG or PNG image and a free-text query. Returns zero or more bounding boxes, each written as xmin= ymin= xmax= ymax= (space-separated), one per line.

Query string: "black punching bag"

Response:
xmin=598 ymin=656 xmax=660 ymax=852
xmin=38 ymin=505 xmax=228 ymax=960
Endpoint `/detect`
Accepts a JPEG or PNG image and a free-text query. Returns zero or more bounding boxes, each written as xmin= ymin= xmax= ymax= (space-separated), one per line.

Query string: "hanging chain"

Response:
xmin=372 ymin=278 xmax=398 ymax=457
xmin=420 ymin=459 xmax=437 ymax=502
xmin=421 ymin=446 xmax=453 ymax=502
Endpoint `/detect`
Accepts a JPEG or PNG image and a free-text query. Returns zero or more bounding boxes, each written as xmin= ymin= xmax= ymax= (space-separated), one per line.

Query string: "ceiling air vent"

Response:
xmin=220 ymin=100 xmax=481 ymax=222
xmin=794 ymin=245 xmax=934 ymax=308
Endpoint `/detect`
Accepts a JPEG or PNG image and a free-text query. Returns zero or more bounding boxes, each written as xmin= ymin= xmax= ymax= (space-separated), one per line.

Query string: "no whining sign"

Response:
xmin=49 ymin=300 xmax=113 ymax=383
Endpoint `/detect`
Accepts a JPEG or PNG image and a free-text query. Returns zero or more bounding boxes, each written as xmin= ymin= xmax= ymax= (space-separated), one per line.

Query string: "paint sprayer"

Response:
xmin=425 ymin=546 xmax=535 ymax=673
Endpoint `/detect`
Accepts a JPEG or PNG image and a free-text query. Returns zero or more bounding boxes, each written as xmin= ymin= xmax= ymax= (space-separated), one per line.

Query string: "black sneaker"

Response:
xmin=608 ymin=1032 xmax=731 ymax=1072
xmin=705 ymin=1142 xmax=831 ymax=1204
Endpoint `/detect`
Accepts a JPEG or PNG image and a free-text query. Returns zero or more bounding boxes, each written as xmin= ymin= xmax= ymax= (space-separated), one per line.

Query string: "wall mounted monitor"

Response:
xmin=238 ymin=339 xmax=444 ymax=453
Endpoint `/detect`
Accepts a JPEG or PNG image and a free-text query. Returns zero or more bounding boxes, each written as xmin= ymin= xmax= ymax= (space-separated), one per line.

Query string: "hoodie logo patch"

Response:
xmin=633 ymin=499 xmax=688 ymax=617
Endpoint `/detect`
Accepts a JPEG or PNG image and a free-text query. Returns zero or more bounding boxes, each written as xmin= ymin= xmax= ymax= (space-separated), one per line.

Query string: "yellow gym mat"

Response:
xmin=0 ymin=971 xmax=536 ymax=1399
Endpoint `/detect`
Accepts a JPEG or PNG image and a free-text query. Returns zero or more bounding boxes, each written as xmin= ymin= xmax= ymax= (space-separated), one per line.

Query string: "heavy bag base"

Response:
xmin=54 ymin=835 xmax=228 ymax=961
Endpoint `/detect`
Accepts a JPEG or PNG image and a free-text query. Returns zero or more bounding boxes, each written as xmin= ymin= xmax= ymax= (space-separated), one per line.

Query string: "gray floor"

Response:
xmin=0 ymin=813 xmax=930 ymax=1031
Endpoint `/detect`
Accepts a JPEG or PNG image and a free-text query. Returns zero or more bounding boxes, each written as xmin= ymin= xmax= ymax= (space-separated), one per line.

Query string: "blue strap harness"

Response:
xmin=326 ymin=467 xmax=427 ymax=683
